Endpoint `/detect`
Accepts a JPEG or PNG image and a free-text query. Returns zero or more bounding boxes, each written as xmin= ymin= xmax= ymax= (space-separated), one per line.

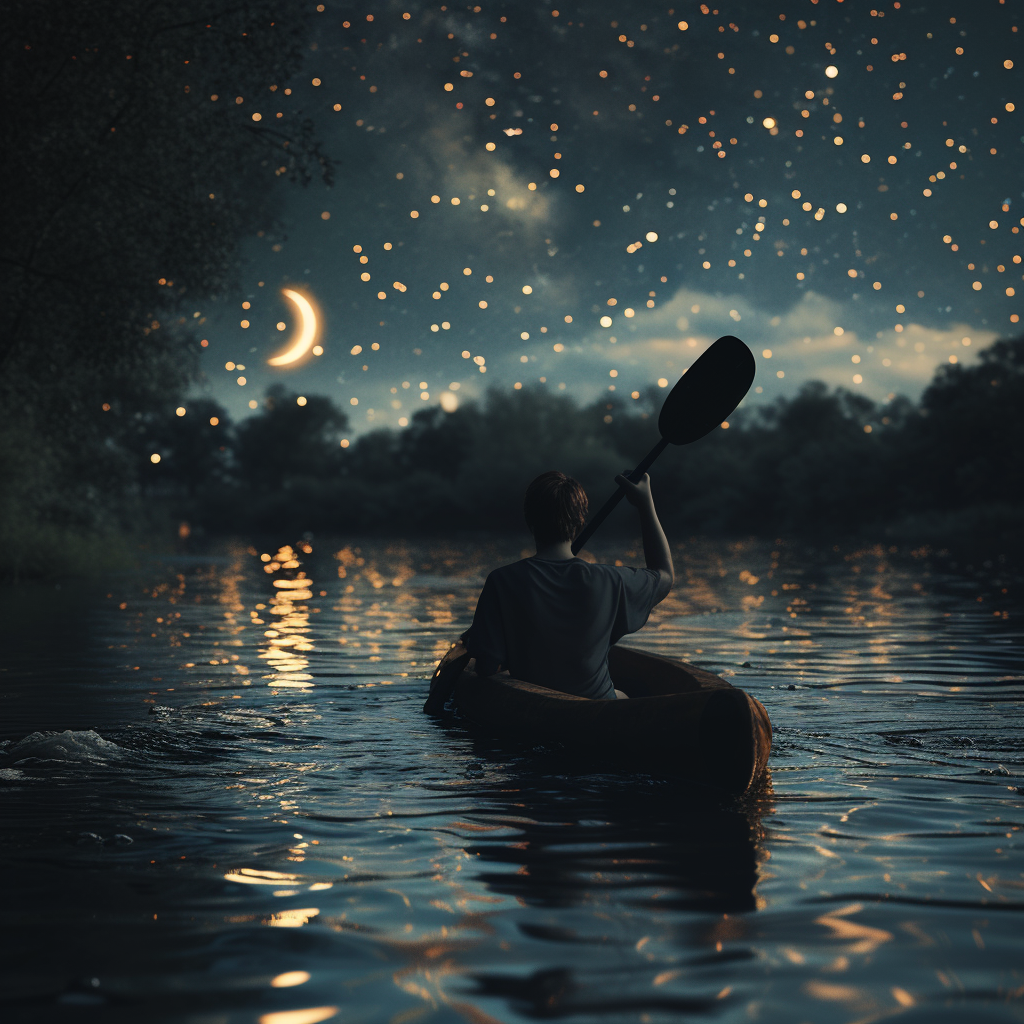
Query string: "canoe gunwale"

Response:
xmin=426 ymin=640 xmax=772 ymax=794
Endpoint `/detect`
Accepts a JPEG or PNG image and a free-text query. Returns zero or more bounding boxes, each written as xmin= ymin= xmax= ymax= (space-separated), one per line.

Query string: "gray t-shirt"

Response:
xmin=463 ymin=557 xmax=661 ymax=700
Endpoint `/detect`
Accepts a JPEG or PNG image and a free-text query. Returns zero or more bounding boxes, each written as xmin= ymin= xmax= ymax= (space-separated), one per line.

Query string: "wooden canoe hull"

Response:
xmin=427 ymin=642 xmax=772 ymax=795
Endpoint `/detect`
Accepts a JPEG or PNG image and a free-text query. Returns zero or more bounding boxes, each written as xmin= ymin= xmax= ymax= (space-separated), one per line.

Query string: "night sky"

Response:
xmin=192 ymin=1 xmax=1022 ymax=435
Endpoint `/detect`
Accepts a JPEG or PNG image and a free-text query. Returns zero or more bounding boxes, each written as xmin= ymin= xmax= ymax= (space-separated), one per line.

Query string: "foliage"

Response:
xmin=900 ymin=338 xmax=1024 ymax=510
xmin=7 ymin=336 xmax=1023 ymax=576
xmin=136 ymin=340 xmax=1023 ymax=561
xmin=0 ymin=0 xmax=330 ymax=548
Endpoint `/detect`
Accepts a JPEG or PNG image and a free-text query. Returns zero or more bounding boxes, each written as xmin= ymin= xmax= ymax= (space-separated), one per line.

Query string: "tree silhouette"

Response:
xmin=131 ymin=399 xmax=233 ymax=497
xmin=235 ymin=385 xmax=349 ymax=494
xmin=903 ymin=339 xmax=1024 ymax=510
xmin=0 ymin=1 xmax=332 ymax=546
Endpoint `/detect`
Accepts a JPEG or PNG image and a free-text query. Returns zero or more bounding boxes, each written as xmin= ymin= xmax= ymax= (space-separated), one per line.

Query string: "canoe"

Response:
xmin=425 ymin=641 xmax=772 ymax=795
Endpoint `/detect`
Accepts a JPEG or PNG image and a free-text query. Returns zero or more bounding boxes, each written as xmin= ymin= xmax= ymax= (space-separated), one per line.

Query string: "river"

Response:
xmin=1 ymin=538 xmax=1022 ymax=1023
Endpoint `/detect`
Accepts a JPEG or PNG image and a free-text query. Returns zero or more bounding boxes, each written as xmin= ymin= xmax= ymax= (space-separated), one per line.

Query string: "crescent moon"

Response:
xmin=267 ymin=289 xmax=319 ymax=366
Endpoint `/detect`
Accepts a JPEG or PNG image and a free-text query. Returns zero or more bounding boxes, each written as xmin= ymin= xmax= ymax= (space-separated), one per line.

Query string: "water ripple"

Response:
xmin=0 ymin=538 xmax=1021 ymax=1022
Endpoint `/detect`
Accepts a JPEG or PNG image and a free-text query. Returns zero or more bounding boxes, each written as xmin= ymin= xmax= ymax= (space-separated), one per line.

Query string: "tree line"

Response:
xmin=0 ymin=1 xmax=330 ymax=576
xmin=128 ymin=337 xmax=1022 ymax=557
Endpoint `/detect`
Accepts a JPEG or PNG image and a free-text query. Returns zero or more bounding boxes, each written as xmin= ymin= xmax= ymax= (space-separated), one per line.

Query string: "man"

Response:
xmin=461 ymin=469 xmax=674 ymax=700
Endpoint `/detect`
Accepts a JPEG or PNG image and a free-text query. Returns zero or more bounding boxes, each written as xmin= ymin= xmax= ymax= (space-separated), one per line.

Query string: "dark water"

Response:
xmin=1 ymin=538 xmax=1022 ymax=1024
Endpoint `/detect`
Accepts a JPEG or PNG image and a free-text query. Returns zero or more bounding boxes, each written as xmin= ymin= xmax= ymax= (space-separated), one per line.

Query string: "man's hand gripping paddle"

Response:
xmin=571 ymin=334 xmax=756 ymax=555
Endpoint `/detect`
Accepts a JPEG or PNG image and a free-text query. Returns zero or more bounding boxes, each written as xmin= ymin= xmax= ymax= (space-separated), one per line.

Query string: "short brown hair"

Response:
xmin=523 ymin=471 xmax=588 ymax=544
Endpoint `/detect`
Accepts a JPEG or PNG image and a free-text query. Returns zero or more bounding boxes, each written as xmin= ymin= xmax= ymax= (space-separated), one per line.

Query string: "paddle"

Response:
xmin=571 ymin=334 xmax=755 ymax=555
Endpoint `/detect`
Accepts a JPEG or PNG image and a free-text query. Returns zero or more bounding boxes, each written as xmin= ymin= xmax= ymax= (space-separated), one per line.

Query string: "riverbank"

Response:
xmin=6 ymin=506 xmax=1021 ymax=585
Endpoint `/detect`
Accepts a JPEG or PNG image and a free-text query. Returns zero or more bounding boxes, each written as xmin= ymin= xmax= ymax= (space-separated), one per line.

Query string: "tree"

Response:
xmin=130 ymin=398 xmax=234 ymax=497
xmin=903 ymin=336 xmax=1024 ymax=509
xmin=0 ymin=1 xmax=332 ymax=552
xmin=234 ymin=386 xmax=349 ymax=493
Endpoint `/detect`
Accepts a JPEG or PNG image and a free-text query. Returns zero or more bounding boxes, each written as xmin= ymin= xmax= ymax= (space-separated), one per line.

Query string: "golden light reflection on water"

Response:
xmin=231 ymin=536 xmax=1018 ymax=702
xmin=892 ymin=986 xmax=916 ymax=1007
xmin=815 ymin=903 xmax=893 ymax=955
xmin=62 ymin=535 xmax=1019 ymax=1024
xmin=261 ymin=544 xmax=316 ymax=687
xmin=802 ymin=979 xmax=862 ymax=1002
xmin=223 ymin=868 xmax=301 ymax=885
xmin=267 ymin=907 xmax=320 ymax=928
xmin=271 ymin=971 xmax=311 ymax=988
xmin=257 ymin=1008 xmax=337 ymax=1024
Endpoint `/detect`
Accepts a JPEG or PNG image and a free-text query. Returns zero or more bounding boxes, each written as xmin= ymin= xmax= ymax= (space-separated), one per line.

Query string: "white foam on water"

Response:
xmin=10 ymin=729 xmax=121 ymax=763
xmin=0 ymin=768 xmax=25 ymax=780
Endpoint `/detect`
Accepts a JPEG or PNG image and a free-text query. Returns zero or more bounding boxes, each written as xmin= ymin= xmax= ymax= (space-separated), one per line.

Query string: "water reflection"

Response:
xmin=0 ymin=538 xmax=1020 ymax=1024
xmin=342 ymin=771 xmax=770 ymax=1021
xmin=258 ymin=1008 xmax=337 ymax=1024
xmin=461 ymin=774 xmax=768 ymax=915
xmin=260 ymin=543 xmax=316 ymax=687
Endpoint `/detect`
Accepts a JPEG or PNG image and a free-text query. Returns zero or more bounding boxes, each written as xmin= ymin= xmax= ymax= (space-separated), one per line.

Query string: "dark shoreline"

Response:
xmin=5 ymin=514 xmax=1021 ymax=586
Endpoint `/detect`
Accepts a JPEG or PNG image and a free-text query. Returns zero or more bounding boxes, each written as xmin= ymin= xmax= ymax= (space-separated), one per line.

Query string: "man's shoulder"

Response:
xmin=570 ymin=560 xmax=658 ymax=590
xmin=588 ymin=561 xmax=654 ymax=577
xmin=490 ymin=558 xmax=654 ymax=581
xmin=591 ymin=562 xmax=662 ymax=593
xmin=486 ymin=558 xmax=534 ymax=581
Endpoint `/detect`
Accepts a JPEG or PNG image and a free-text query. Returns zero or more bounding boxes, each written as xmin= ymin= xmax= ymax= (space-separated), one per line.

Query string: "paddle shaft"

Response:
xmin=571 ymin=436 xmax=669 ymax=555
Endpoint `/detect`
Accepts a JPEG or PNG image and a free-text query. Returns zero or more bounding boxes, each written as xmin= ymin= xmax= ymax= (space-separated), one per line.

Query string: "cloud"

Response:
xmin=477 ymin=156 xmax=554 ymax=225
xmin=415 ymin=122 xmax=555 ymax=232
xmin=545 ymin=287 xmax=999 ymax=403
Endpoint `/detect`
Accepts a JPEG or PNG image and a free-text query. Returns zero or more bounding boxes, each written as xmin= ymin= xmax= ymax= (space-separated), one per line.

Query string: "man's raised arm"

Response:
xmin=614 ymin=471 xmax=675 ymax=604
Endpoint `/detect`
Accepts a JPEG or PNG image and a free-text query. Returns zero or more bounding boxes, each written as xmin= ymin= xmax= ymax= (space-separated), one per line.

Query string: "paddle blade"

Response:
xmin=658 ymin=335 xmax=755 ymax=445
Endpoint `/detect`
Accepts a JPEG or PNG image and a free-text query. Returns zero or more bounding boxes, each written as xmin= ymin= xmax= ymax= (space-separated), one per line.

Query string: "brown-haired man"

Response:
xmin=462 ymin=469 xmax=674 ymax=700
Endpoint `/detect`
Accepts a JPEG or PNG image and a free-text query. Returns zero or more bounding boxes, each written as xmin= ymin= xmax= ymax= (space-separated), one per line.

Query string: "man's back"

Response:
xmin=465 ymin=556 xmax=660 ymax=700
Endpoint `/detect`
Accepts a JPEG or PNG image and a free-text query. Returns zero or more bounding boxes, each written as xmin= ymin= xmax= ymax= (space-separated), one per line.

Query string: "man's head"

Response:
xmin=523 ymin=471 xmax=589 ymax=545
